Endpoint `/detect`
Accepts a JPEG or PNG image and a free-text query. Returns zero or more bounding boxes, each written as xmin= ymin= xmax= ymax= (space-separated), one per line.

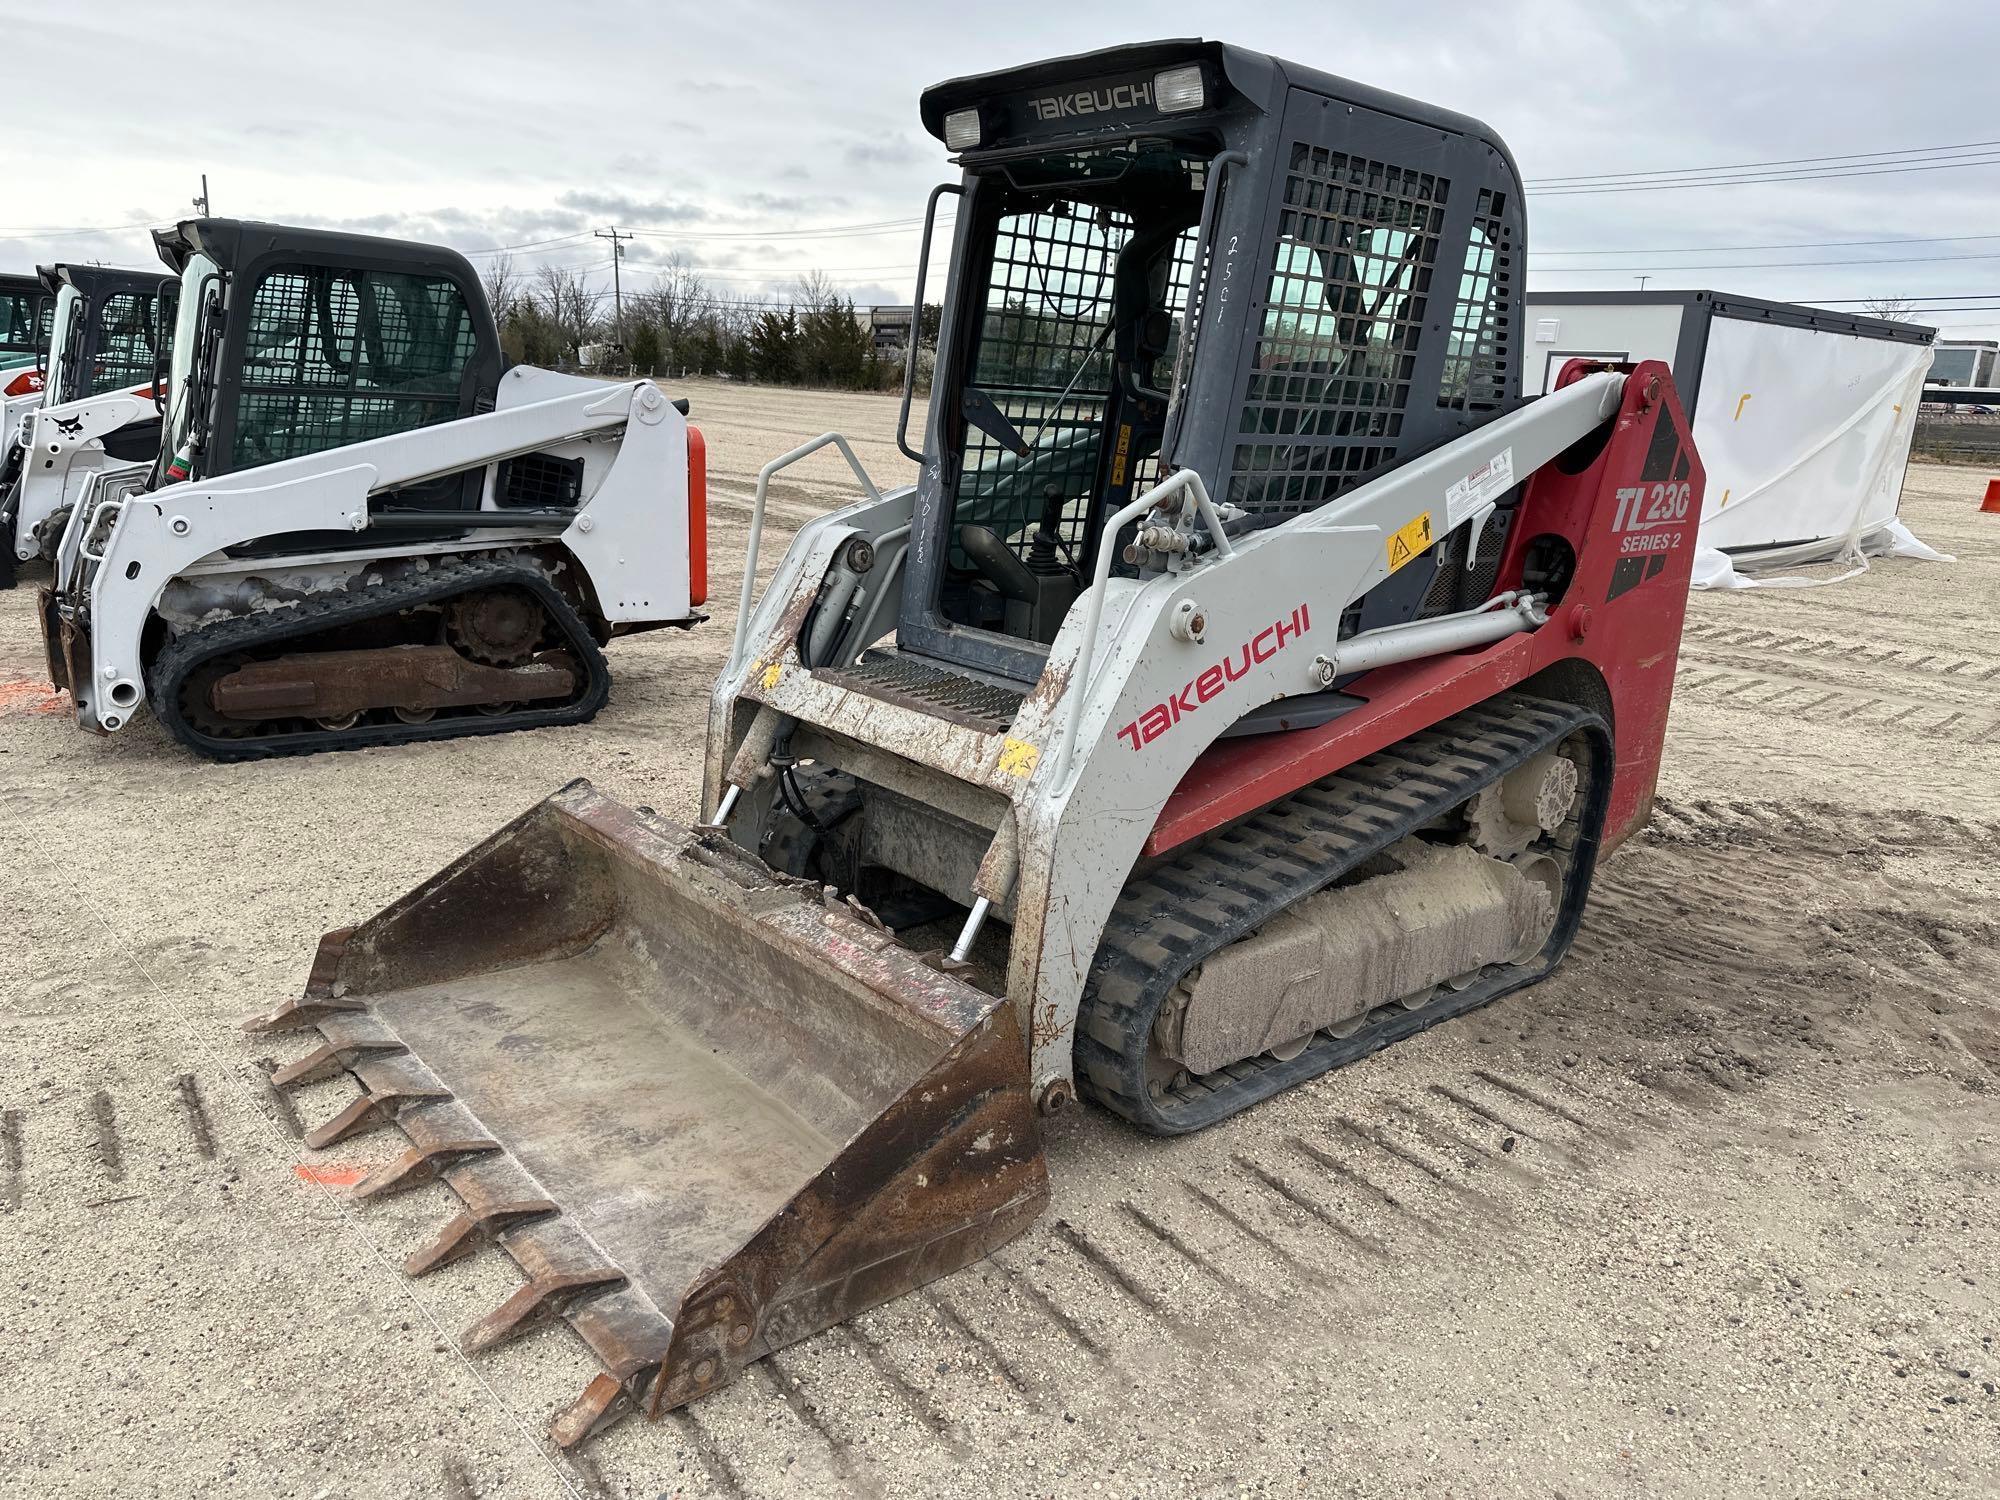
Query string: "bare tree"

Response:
xmin=481 ymin=252 xmax=520 ymax=319
xmin=629 ymin=254 xmax=713 ymax=370
xmin=535 ymin=263 xmax=604 ymax=356
xmin=1862 ymin=296 xmax=1917 ymax=323
xmin=792 ymin=268 xmax=845 ymax=316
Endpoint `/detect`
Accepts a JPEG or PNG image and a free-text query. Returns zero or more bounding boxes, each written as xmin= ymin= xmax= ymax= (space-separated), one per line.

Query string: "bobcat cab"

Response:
xmin=1 ymin=263 xmax=174 ymax=582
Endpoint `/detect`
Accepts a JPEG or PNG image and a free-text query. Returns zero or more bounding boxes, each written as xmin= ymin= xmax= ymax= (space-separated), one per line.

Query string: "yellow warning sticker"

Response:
xmin=1386 ymin=511 xmax=1434 ymax=574
xmin=1110 ymin=424 xmax=1133 ymax=486
xmin=998 ymin=737 xmax=1041 ymax=778
xmin=760 ymin=661 xmax=783 ymax=691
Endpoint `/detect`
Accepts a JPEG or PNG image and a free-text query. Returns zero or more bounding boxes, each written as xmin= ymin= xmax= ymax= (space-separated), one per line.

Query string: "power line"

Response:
xmin=1531 ymin=250 xmax=2000 ymax=273
xmin=1763 ymin=293 xmax=2000 ymax=304
xmin=1536 ymin=230 xmax=2000 ymax=257
xmin=622 ymin=217 xmax=946 ymax=242
xmin=0 ymin=216 xmax=164 ymax=240
xmin=1528 ymin=137 xmax=2000 ymax=186
xmin=460 ymin=231 xmax=597 ymax=259
xmin=1530 ymin=153 xmax=2000 ymax=197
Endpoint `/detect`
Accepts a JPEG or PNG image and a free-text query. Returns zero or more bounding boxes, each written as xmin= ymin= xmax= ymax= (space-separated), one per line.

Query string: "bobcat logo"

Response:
xmin=53 ymin=415 xmax=85 ymax=437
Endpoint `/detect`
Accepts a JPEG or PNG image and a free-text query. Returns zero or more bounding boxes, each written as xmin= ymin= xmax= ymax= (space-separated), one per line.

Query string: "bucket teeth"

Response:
xmin=404 ymin=1199 xmax=559 ymax=1278
xmin=270 ymin=1039 xmax=407 ymax=1089
xmin=462 ymin=1267 xmax=628 ymax=1355
xmin=304 ymin=1084 xmax=453 ymax=1149
xmin=351 ymin=1138 xmax=502 ymax=1200
xmin=239 ymin=995 xmax=367 ymax=1034
xmin=550 ymin=1373 xmax=638 ymax=1451
xmin=243 ymin=928 xmax=357 ymax=1032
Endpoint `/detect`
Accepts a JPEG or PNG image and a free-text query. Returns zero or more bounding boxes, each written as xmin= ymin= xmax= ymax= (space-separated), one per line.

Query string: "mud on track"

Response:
xmin=0 ymin=385 xmax=1995 ymax=1497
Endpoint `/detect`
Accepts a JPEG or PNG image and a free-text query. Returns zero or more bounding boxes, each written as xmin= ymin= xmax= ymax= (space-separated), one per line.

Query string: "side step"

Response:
xmin=252 ymin=781 xmax=1048 ymax=1447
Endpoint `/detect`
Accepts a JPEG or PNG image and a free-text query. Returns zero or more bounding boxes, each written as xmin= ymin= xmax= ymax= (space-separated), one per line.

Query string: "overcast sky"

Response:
xmin=6 ymin=1 xmax=1997 ymax=341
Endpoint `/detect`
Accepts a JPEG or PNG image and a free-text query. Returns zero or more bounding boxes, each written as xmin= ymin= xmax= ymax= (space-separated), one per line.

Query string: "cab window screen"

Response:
xmin=1438 ymin=190 xmax=1512 ymax=412
xmin=232 ymin=265 xmax=478 ymax=470
xmin=1230 ymin=144 xmax=1448 ymax=517
xmin=1 ymin=291 xmax=42 ymax=354
xmin=89 ymin=292 xmax=158 ymax=395
xmin=957 ymin=200 xmax=1129 ymax=566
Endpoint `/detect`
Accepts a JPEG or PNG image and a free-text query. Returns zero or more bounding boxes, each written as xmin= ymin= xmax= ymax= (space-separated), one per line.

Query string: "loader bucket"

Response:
xmin=249 ymin=780 xmax=1049 ymax=1447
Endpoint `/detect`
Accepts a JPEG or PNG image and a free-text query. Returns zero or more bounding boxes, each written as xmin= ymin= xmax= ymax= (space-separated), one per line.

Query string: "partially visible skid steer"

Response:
xmin=260 ymin=39 xmax=1706 ymax=1447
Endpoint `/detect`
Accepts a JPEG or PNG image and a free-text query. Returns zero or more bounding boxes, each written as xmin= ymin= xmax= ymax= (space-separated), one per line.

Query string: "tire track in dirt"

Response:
xmin=1670 ymin=667 xmax=2000 ymax=743
xmin=1679 ymin=618 xmax=2000 ymax=684
xmin=701 ymin=781 xmax=2000 ymax=1494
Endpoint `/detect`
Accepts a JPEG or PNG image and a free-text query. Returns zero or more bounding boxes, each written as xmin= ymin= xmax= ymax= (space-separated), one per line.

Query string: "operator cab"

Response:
xmin=36 ymin=263 xmax=174 ymax=408
xmin=149 ymin=219 xmax=514 ymax=561
xmin=0 ymin=273 xmax=52 ymax=377
xmin=901 ymin=40 xmax=1524 ymax=687
xmin=151 ymin=218 xmax=502 ymax=510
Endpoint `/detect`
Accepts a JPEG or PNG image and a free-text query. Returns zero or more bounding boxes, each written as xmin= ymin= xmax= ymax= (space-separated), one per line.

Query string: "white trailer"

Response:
xmin=1522 ymin=291 xmax=1941 ymax=586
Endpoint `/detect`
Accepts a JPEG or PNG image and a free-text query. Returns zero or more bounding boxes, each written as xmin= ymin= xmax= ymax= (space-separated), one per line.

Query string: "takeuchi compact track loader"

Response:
xmin=37 ymin=218 xmax=708 ymax=756
xmin=261 ymin=40 xmax=1705 ymax=1447
xmin=0 ymin=262 xmax=172 ymax=584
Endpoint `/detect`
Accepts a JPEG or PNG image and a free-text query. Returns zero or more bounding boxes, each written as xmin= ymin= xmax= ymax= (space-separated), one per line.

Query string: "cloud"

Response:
xmin=554 ymin=191 xmax=709 ymax=226
xmin=8 ymin=2 xmax=1999 ymax=335
xmin=844 ymin=137 xmax=927 ymax=168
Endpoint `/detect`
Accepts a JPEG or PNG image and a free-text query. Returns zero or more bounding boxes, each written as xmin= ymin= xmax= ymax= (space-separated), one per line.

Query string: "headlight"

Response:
xmin=1155 ymin=65 xmax=1205 ymax=114
xmin=944 ymin=108 xmax=981 ymax=150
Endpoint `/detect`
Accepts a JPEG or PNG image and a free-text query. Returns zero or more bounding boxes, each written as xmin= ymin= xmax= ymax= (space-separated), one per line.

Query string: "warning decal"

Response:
xmin=1444 ymin=447 xmax=1514 ymax=528
xmin=1386 ymin=511 xmax=1434 ymax=574
xmin=998 ymin=737 xmax=1040 ymax=777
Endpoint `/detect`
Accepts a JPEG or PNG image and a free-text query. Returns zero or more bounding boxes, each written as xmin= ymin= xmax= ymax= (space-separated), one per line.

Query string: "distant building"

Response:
xmin=1929 ymin=340 xmax=1999 ymax=387
xmin=860 ymin=305 xmax=915 ymax=353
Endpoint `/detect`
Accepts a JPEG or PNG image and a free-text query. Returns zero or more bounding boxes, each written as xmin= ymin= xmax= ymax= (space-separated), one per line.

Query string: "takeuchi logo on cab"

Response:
xmin=1117 ymin=604 xmax=1313 ymax=751
xmin=1029 ymin=82 xmax=1155 ymax=121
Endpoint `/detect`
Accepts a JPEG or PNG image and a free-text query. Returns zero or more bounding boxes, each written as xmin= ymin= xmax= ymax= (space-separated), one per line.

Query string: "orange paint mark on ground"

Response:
xmin=0 ymin=678 xmax=67 ymax=716
xmin=293 ymin=1163 xmax=370 ymax=1188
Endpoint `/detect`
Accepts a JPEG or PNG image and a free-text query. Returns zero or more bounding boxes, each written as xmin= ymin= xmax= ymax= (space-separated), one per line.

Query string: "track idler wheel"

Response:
xmin=447 ymin=587 xmax=546 ymax=666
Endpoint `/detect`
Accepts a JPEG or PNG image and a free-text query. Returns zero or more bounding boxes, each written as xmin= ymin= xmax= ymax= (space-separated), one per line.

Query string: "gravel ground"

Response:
xmin=1 ymin=380 xmax=1996 ymax=1498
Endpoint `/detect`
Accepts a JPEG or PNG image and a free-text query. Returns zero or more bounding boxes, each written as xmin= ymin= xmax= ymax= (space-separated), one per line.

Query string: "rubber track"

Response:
xmin=1077 ymin=693 xmax=1611 ymax=1134
xmin=147 ymin=555 xmax=611 ymax=761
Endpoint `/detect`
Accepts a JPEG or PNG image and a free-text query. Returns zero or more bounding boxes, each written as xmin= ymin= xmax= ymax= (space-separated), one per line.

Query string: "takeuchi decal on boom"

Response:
xmin=1117 ymin=604 xmax=1312 ymax=751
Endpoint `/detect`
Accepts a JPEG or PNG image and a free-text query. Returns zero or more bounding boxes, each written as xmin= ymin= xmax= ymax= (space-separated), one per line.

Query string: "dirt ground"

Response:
xmin=1 ymin=379 xmax=1996 ymax=1499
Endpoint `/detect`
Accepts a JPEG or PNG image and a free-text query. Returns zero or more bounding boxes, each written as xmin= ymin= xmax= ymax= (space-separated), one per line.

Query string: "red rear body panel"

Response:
xmin=1147 ymin=359 xmax=1702 ymax=858
xmin=686 ymin=423 xmax=709 ymax=607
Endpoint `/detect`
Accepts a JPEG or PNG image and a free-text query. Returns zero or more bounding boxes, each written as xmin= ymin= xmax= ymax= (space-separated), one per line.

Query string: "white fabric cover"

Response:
xmin=1688 ymin=321 xmax=1947 ymax=589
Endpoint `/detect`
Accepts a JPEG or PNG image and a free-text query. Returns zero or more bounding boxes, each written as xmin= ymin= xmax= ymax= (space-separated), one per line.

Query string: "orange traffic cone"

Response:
xmin=1983 ymin=478 xmax=2000 ymax=514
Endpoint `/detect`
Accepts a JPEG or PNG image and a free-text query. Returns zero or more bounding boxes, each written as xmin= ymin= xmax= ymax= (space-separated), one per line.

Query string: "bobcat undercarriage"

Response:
xmin=265 ymin=39 xmax=1705 ymax=1447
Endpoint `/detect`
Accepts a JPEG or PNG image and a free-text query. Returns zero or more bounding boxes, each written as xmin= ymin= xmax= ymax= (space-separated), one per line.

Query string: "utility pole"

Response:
xmin=596 ymin=227 xmax=632 ymax=345
xmin=192 ymin=174 xmax=210 ymax=217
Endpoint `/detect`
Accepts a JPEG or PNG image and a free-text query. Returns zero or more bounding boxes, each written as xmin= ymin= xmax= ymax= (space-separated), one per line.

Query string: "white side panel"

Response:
xmin=1692 ymin=316 xmax=1929 ymax=556
xmin=1519 ymin=302 xmax=1685 ymax=393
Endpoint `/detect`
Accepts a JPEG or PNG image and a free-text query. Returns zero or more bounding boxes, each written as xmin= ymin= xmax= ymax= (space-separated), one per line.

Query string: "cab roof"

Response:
xmin=919 ymin=37 xmax=1514 ymax=170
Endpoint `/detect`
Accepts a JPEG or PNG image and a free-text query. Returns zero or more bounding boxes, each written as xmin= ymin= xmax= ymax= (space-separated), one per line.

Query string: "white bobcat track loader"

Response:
xmin=0 ymin=262 xmax=172 ymax=585
xmin=40 ymin=217 xmax=708 ymax=757
xmin=264 ymin=40 xmax=1705 ymax=1448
